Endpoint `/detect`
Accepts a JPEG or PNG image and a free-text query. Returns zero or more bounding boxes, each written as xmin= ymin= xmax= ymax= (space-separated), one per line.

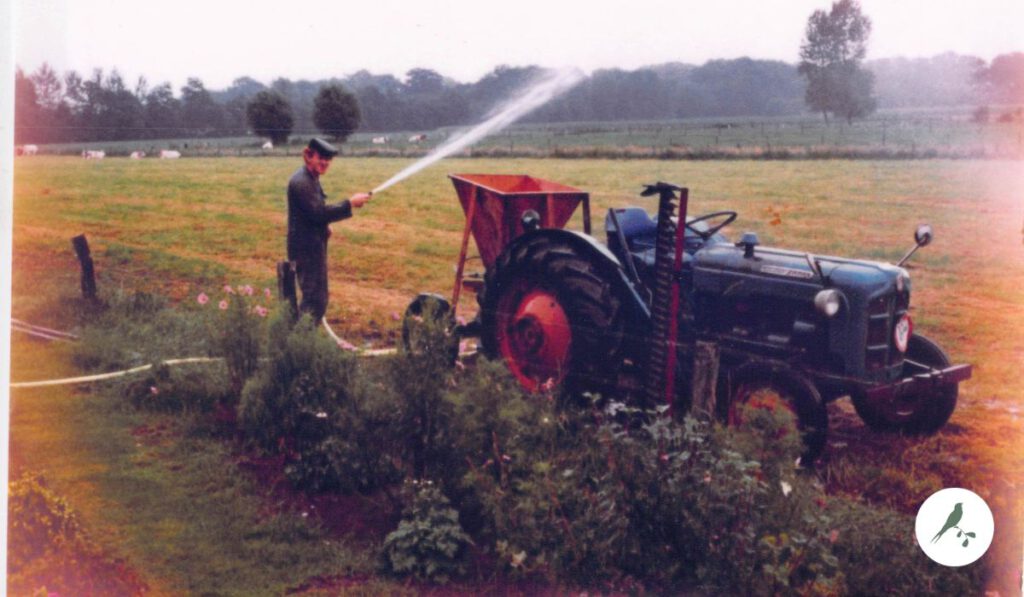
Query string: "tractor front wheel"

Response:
xmin=478 ymin=234 xmax=632 ymax=395
xmin=851 ymin=334 xmax=958 ymax=434
xmin=719 ymin=363 xmax=828 ymax=465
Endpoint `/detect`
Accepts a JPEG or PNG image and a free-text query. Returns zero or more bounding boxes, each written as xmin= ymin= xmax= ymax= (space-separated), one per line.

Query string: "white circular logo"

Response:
xmin=915 ymin=488 xmax=994 ymax=567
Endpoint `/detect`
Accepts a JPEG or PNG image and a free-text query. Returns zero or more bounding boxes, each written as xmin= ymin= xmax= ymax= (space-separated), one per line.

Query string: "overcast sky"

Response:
xmin=12 ymin=0 xmax=1024 ymax=90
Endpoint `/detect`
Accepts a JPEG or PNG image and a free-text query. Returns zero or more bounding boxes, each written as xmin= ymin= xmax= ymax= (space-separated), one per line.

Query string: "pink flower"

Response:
xmin=242 ymin=284 xmax=254 ymax=296
xmin=829 ymin=529 xmax=840 ymax=544
xmin=264 ymin=287 xmax=272 ymax=298
xmin=456 ymin=315 xmax=467 ymax=326
xmin=391 ymin=312 xmax=401 ymax=321
xmin=150 ymin=386 xmax=159 ymax=395
xmin=223 ymin=285 xmax=235 ymax=294
xmin=253 ymin=305 xmax=268 ymax=317
xmin=196 ymin=292 xmax=209 ymax=305
xmin=219 ymin=299 xmax=229 ymax=310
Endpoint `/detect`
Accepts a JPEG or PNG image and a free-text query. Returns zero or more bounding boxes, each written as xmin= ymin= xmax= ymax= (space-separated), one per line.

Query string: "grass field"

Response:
xmin=10 ymin=155 xmax=1024 ymax=593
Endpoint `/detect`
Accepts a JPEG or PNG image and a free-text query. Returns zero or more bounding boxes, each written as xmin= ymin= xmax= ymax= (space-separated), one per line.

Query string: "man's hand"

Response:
xmin=350 ymin=192 xmax=372 ymax=209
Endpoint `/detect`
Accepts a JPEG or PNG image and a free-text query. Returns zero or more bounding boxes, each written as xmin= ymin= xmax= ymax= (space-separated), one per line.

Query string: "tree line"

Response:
xmin=14 ymin=53 xmax=1022 ymax=145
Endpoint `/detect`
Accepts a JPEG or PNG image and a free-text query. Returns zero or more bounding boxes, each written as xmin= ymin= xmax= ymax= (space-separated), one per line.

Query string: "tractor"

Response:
xmin=403 ymin=175 xmax=971 ymax=462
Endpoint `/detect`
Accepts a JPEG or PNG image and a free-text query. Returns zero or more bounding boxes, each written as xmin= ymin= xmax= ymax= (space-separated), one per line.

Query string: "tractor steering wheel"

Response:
xmin=685 ymin=210 xmax=738 ymax=240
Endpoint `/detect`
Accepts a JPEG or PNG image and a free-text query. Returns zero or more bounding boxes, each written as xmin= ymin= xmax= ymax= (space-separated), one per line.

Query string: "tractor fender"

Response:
xmin=501 ymin=228 xmax=652 ymax=322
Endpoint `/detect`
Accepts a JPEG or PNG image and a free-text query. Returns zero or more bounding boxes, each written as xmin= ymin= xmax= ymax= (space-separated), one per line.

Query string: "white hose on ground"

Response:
xmin=10 ymin=357 xmax=220 ymax=388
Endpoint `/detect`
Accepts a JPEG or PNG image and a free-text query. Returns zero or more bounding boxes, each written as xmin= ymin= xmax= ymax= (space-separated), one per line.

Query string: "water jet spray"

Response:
xmin=369 ymin=68 xmax=584 ymax=195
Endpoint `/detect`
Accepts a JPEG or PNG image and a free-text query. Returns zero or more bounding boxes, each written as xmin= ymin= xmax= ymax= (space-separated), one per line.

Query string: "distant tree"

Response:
xmin=143 ymin=83 xmax=182 ymax=138
xmin=14 ymin=69 xmax=40 ymax=144
xmin=180 ymin=77 xmax=224 ymax=136
xmin=29 ymin=63 xmax=63 ymax=111
xmin=404 ymin=68 xmax=445 ymax=95
xmin=975 ymin=52 xmax=1024 ymax=103
xmin=246 ymin=90 xmax=294 ymax=145
xmin=798 ymin=0 xmax=876 ymax=123
xmin=313 ymin=84 xmax=361 ymax=141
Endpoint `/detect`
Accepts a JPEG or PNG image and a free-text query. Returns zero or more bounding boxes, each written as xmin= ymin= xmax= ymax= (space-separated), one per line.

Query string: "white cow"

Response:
xmin=408 ymin=134 xmax=427 ymax=143
xmin=22 ymin=144 xmax=38 ymax=156
xmin=159 ymin=150 xmax=181 ymax=159
xmin=130 ymin=151 xmax=146 ymax=159
xmin=82 ymin=150 xmax=105 ymax=159
xmin=262 ymin=141 xmax=273 ymax=149
xmin=372 ymin=136 xmax=390 ymax=144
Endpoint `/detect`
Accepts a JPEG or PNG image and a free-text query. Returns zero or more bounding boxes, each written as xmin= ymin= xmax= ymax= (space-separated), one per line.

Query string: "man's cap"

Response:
xmin=308 ymin=137 xmax=339 ymax=158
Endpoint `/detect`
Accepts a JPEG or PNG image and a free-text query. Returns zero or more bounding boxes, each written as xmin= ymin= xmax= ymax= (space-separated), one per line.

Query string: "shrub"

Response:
xmin=463 ymin=401 xmax=841 ymax=593
xmin=383 ymin=480 xmax=473 ymax=583
xmin=72 ymin=289 xmax=211 ymax=373
xmin=124 ymin=361 xmax=231 ymax=414
xmin=8 ymin=474 xmax=148 ymax=595
xmin=238 ymin=312 xmax=399 ymax=493
xmin=8 ymin=474 xmax=83 ymax=571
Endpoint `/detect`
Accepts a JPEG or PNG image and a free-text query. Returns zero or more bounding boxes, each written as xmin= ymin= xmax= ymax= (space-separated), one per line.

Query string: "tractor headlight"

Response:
xmin=814 ymin=289 xmax=843 ymax=318
xmin=894 ymin=313 xmax=912 ymax=353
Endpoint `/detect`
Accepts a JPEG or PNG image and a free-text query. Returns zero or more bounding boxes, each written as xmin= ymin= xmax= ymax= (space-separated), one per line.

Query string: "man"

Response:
xmin=287 ymin=137 xmax=372 ymax=322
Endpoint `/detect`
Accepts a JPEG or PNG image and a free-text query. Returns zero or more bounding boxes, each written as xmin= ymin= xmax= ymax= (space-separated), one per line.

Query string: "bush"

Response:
xmin=8 ymin=474 xmax=83 ymax=571
xmin=8 ymin=474 xmax=148 ymax=595
xmin=239 ymin=312 xmax=399 ymax=493
xmin=124 ymin=361 xmax=231 ymax=414
xmin=382 ymin=480 xmax=473 ymax=583
xmin=457 ymin=400 xmax=882 ymax=592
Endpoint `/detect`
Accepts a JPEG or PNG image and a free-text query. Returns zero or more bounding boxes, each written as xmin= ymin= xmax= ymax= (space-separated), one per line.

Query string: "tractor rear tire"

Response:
xmin=851 ymin=334 xmax=958 ymax=435
xmin=718 ymin=363 xmax=829 ymax=466
xmin=478 ymin=234 xmax=633 ymax=396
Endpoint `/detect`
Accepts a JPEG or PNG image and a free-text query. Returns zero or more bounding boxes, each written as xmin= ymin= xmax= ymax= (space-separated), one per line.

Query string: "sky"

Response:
xmin=11 ymin=0 xmax=1024 ymax=91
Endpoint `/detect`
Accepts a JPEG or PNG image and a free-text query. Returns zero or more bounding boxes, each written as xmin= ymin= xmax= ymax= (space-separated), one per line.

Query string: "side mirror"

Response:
xmin=914 ymin=224 xmax=933 ymax=247
xmin=898 ymin=224 xmax=933 ymax=267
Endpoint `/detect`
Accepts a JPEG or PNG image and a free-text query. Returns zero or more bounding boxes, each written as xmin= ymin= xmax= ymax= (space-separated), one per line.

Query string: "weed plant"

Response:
xmin=382 ymin=480 xmax=474 ymax=583
xmin=8 ymin=474 xmax=148 ymax=595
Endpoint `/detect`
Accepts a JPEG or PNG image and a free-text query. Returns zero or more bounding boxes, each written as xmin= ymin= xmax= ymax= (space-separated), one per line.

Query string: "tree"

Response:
xmin=798 ymin=0 xmax=876 ymax=123
xmin=180 ymin=77 xmax=224 ymax=136
xmin=143 ymin=83 xmax=182 ymax=139
xmin=975 ymin=52 xmax=1024 ymax=103
xmin=246 ymin=90 xmax=294 ymax=145
xmin=14 ymin=69 xmax=40 ymax=144
xmin=29 ymin=63 xmax=63 ymax=111
xmin=313 ymin=84 xmax=361 ymax=141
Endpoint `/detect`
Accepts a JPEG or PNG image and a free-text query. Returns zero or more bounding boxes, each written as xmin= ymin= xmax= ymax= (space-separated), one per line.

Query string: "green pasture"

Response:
xmin=10 ymin=156 xmax=1024 ymax=593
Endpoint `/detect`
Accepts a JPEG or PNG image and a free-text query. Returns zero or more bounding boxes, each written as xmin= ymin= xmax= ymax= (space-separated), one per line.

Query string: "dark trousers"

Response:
xmin=294 ymin=248 xmax=329 ymax=323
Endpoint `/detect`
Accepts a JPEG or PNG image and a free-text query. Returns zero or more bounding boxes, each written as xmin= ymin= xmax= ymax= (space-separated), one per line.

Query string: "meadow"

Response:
xmin=9 ymin=155 xmax=1024 ymax=593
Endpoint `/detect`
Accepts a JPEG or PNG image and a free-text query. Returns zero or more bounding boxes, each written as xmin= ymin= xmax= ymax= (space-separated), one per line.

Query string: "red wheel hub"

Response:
xmin=497 ymin=288 xmax=571 ymax=391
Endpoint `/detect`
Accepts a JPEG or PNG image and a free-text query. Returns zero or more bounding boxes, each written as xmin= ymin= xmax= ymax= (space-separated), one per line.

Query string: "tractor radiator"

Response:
xmin=644 ymin=186 xmax=688 ymax=410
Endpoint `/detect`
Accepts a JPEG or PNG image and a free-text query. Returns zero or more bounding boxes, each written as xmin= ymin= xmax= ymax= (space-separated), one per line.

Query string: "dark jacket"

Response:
xmin=286 ymin=166 xmax=352 ymax=260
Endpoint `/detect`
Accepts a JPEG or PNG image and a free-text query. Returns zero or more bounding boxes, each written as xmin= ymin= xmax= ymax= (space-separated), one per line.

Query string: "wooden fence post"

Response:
xmin=71 ymin=234 xmax=97 ymax=301
xmin=690 ymin=340 xmax=720 ymax=419
xmin=277 ymin=260 xmax=298 ymax=316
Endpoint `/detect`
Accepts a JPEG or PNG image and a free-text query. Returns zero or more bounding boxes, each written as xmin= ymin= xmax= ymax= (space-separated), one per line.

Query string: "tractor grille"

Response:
xmin=865 ymin=292 xmax=909 ymax=370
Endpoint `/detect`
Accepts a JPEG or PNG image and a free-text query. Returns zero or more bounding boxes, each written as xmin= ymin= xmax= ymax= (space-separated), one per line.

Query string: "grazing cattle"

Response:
xmin=130 ymin=151 xmax=146 ymax=159
xmin=262 ymin=141 xmax=273 ymax=149
xmin=21 ymin=144 xmax=38 ymax=156
xmin=82 ymin=150 xmax=105 ymax=159
xmin=408 ymin=134 xmax=427 ymax=143
xmin=372 ymin=136 xmax=390 ymax=144
xmin=159 ymin=150 xmax=181 ymax=159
